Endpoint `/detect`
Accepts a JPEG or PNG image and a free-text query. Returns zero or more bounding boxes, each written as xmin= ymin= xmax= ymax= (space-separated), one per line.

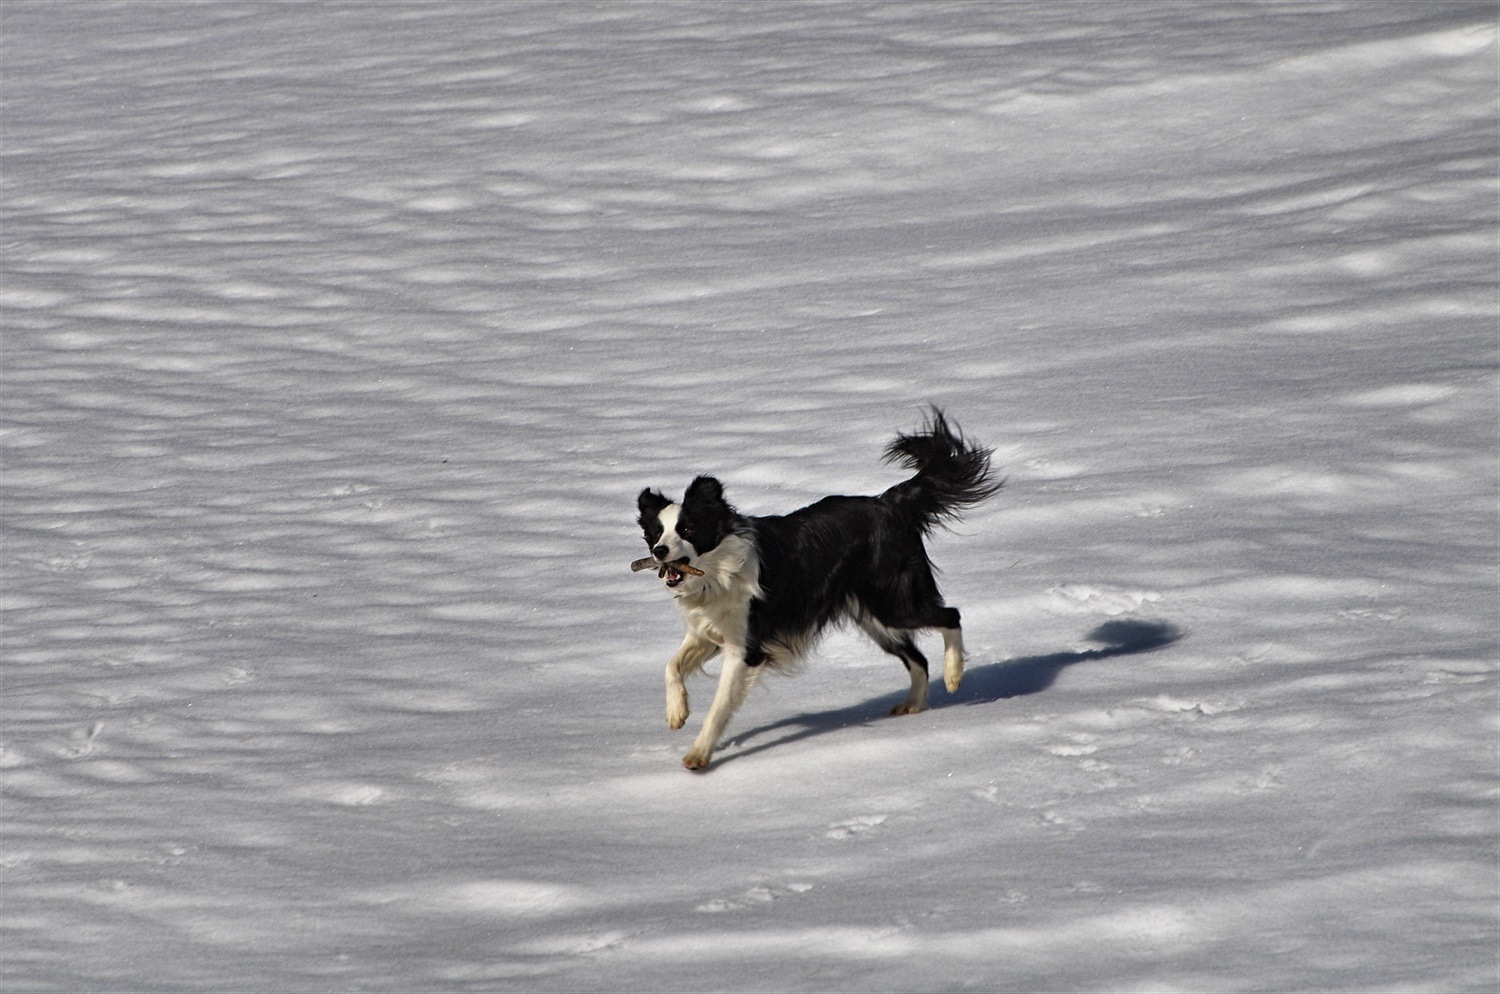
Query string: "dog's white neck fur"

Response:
xmin=654 ymin=500 xmax=761 ymax=648
xmin=674 ymin=531 xmax=759 ymax=606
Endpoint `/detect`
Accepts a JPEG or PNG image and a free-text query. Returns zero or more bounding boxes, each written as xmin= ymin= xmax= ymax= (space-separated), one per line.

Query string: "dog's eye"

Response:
xmin=680 ymin=525 xmax=695 ymax=538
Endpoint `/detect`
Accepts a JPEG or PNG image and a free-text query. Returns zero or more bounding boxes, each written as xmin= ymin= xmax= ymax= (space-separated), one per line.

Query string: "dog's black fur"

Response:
xmin=637 ymin=408 xmax=1000 ymax=770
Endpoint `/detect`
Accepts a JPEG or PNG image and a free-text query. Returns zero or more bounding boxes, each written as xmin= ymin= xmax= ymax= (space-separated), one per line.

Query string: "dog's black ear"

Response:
xmin=638 ymin=488 xmax=671 ymax=518
xmin=684 ymin=475 xmax=725 ymax=508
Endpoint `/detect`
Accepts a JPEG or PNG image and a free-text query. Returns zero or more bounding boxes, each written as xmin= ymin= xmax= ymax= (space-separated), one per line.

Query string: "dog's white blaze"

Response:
xmin=652 ymin=503 xmax=691 ymax=563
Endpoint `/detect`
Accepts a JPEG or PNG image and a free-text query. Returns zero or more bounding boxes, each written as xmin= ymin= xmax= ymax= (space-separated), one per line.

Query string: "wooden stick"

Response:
xmin=631 ymin=557 xmax=705 ymax=577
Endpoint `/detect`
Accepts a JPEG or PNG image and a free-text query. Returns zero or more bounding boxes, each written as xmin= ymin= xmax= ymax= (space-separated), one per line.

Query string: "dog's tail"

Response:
xmin=882 ymin=408 xmax=1002 ymax=532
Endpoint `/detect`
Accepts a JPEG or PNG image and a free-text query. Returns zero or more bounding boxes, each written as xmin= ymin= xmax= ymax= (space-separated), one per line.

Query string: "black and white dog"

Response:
xmin=636 ymin=409 xmax=1000 ymax=770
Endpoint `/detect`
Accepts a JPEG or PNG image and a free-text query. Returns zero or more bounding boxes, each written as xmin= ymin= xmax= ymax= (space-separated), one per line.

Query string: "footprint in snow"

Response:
xmin=824 ymin=814 xmax=886 ymax=839
xmin=695 ymin=882 xmax=813 ymax=913
xmin=1049 ymin=583 xmax=1161 ymax=617
xmin=971 ymin=784 xmax=1002 ymax=804
xmin=1235 ymin=766 xmax=1283 ymax=793
xmin=1045 ymin=736 xmax=1099 ymax=757
xmin=1038 ymin=809 xmax=1084 ymax=833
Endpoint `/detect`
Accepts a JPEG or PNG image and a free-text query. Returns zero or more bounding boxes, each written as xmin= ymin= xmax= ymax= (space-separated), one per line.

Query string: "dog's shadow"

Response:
xmin=717 ymin=618 xmax=1183 ymax=767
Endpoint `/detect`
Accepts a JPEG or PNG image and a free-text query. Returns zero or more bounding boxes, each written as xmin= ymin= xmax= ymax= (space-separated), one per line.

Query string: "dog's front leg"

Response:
xmin=682 ymin=648 xmax=756 ymax=771
xmin=665 ymin=632 xmax=718 ymax=730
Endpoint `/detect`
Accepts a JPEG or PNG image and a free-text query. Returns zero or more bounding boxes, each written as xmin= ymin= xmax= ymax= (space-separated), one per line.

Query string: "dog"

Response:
xmin=636 ymin=408 xmax=1000 ymax=770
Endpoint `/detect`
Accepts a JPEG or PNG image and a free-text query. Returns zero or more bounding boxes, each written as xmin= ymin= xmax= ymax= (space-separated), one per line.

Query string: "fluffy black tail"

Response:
xmin=882 ymin=408 xmax=1002 ymax=532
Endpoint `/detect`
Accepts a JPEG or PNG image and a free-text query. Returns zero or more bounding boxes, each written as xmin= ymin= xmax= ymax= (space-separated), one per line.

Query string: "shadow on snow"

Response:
xmin=716 ymin=618 xmax=1184 ymax=768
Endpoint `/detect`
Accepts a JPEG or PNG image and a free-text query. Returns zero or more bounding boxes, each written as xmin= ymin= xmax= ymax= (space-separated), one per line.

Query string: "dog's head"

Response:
xmin=637 ymin=476 xmax=734 ymax=590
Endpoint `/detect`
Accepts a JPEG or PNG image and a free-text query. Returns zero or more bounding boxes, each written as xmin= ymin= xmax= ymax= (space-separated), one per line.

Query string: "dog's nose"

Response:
xmin=652 ymin=545 xmax=670 ymax=560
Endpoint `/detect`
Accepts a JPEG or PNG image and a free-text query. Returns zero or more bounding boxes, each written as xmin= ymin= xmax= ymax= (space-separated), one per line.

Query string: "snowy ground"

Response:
xmin=2 ymin=2 xmax=1496 ymax=991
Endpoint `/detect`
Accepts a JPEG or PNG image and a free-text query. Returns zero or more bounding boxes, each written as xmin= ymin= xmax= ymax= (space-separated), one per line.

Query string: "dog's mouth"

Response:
xmin=662 ymin=559 xmax=693 ymax=588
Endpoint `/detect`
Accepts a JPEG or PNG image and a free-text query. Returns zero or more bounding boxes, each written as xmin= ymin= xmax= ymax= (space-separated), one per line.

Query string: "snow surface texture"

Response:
xmin=3 ymin=2 xmax=1497 ymax=991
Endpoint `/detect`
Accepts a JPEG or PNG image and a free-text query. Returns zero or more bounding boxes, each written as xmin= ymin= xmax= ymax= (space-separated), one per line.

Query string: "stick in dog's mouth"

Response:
xmin=630 ymin=556 xmax=705 ymax=586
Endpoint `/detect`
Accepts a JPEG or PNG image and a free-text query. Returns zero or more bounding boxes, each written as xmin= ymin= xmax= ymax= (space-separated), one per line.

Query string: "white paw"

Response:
xmin=944 ymin=662 xmax=964 ymax=693
xmin=890 ymin=700 xmax=928 ymax=716
xmin=682 ymin=749 xmax=712 ymax=771
xmin=666 ymin=690 xmax=689 ymax=729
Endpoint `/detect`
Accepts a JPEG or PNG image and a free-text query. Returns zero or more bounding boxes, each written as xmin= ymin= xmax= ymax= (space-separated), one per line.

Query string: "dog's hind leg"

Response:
xmin=682 ymin=647 xmax=758 ymax=771
xmin=884 ymin=603 xmax=965 ymax=694
xmin=666 ymin=632 xmax=719 ymax=730
xmin=860 ymin=565 xmax=965 ymax=695
xmin=891 ymin=640 xmax=931 ymax=715
xmin=940 ymin=621 xmax=965 ymax=693
xmin=858 ymin=617 xmax=931 ymax=715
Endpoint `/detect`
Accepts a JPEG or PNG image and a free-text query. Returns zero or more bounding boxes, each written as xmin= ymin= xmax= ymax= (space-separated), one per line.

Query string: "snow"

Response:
xmin=2 ymin=1 xmax=1496 ymax=990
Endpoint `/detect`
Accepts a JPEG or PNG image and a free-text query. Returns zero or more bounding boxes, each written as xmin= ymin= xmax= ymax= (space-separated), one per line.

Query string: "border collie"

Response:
xmin=636 ymin=409 xmax=1000 ymax=770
